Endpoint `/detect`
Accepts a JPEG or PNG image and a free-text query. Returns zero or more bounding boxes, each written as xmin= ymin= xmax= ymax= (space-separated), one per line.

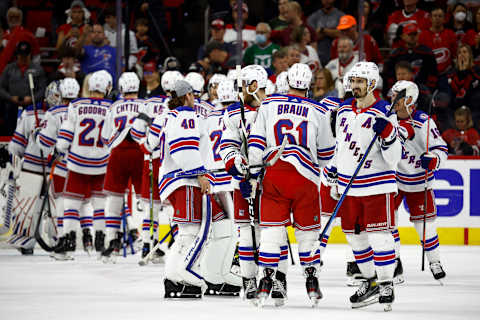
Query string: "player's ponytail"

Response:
xmin=168 ymin=92 xmax=186 ymax=110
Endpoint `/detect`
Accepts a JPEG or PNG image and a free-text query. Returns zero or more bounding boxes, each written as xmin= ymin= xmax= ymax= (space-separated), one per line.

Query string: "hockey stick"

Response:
xmin=33 ymin=164 xmax=56 ymax=252
xmin=138 ymin=224 xmax=175 ymax=266
xmin=421 ymin=90 xmax=436 ymax=271
xmin=318 ymin=89 xmax=407 ymax=244
xmin=286 ymin=229 xmax=295 ymax=265
xmin=148 ymin=155 xmax=154 ymax=240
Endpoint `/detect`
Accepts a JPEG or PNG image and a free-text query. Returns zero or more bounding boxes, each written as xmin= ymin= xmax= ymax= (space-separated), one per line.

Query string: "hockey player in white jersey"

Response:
xmin=6 ymin=80 xmax=62 ymax=254
xmin=206 ymin=73 xmax=227 ymax=108
xmin=199 ymin=79 xmax=242 ymax=296
xmin=275 ymin=71 xmax=289 ymax=94
xmin=54 ymin=70 xmax=112 ymax=259
xmin=247 ymin=63 xmax=336 ymax=307
xmin=36 ymin=78 xmax=95 ymax=259
xmin=185 ymin=72 xmax=215 ymax=118
xmin=218 ymin=65 xmax=271 ymax=305
xmin=100 ymin=72 xmax=145 ymax=262
xmin=328 ymin=62 xmax=401 ymax=310
xmin=141 ymin=80 xmax=219 ymax=298
xmin=391 ymin=80 xmax=448 ymax=281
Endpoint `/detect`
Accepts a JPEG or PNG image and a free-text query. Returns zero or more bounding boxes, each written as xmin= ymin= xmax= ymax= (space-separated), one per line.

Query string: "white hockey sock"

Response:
xmin=346 ymin=232 xmax=375 ymax=279
xmin=141 ymin=200 xmax=160 ymax=243
xmin=295 ymin=229 xmax=321 ymax=275
xmin=368 ymin=231 xmax=396 ymax=282
xmin=319 ymin=217 xmax=340 ymax=259
xmin=258 ymin=227 xmax=285 ymax=275
xmin=414 ymin=220 xmax=441 ymax=263
xmin=92 ymin=197 xmax=106 ymax=233
xmin=392 ymin=211 xmax=401 ymax=257
xmin=105 ymin=195 xmax=123 ymax=242
xmin=54 ymin=196 xmax=64 ymax=236
xmin=278 ymin=229 xmax=289 ymax=275
xmin=63 ymin=198 xmax=82 ymax=235
xmin=238 ymin=224 xmax=259 ymax=278
xmin=79 ymin=202 xmax=93 ymax=230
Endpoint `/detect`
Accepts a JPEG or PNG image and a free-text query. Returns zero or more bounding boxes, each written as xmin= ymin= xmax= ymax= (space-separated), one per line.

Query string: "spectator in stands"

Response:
xmin=466 ymin=8 xmax=480 ymax=63
xmin=449 ymin=44 xmax=480 ymax=110
xmin=384 ymin=23 xmax=438 ymax=92
xmin=268 ymin=48 xmax=289 ymax=82
xmin=223 ymin=3 xmax=256 ymax=51
xmin=0 ymin=7 xmax=40 ymax=73
xmin=0 ymin=41 xmax=46 ymax=136
xmin=362 ymin=0 xmax=389 ymax=48
xmin=197 ymin=19 xmax=235 ymax=60
xmin=135 ymin=18 xmax=160 ymax=65
xmin=199 ymin=41 xmax=232 ymax=76
xmin=291 ymin=25 xmax=321 ymax=73
xmin=103 ymin=7 xmax=138 ymax=70
xmin=286 ymin=45 xmax=301 ymax=67
xmin=447 ymin=2 xmax=475 ymax=47
xmin=330 ymin=15 xmax=384 ymax=69
xmin=312 ymin=68 xmax=337 ymax=101
xmin=386 ymin=0 xmax=431 ymax=39
xmin=419 ymin=6 xmax=457 ymax=79
xmin=270 ymin=1 xmax=317 ymax=47
xmin=138 ymin=61 xmax=163 ymax=98
xmin=55 ymin=1 xmax=90 ymax=50
xmin=50 ymin=46 xmax=85 ymax=86
xmin=442 ymin=106 xmax=480 ymax=155
xmin=243 ymin=22 xmax=280 ymax=69
xmin=75 ymin=24 xmax=117 ymax=81
xmin=307 ymin=0 xmax=344 ymax=66
xmin=269 ymin=0 xmax=290 ymax=31
xmin=325 ymin=37 xmax=358 ymax=98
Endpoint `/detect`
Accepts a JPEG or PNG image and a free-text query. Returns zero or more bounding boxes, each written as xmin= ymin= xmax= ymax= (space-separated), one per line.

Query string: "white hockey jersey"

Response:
xmin=157 ymin=106 xmax=207 ymax=201
xmin=248 ymin=94 xmax=336 ymax=185
xmin=194 ymin=98 xmax=215 ymax=119
xmin=8 ymin=103 xmax=49 ymax=173
xmin=200 ymin=108 xmax=232 ymax=192
xmin=37 ymin=104 xmax=68 ymax=177
xmin=101 ymin=98 xmax=145 ymax=149
xmin=57 ymin=98 xmax=112 ymax=175
xmin=131 ymin=95 xmax=169 ymax=160
xmin=332 ymin=98 xmax=401 ymax=196
xmin=219 ymin=102 xmax=259 ymax=190
xmin=396 ymin=110 xmax=448 ymax=192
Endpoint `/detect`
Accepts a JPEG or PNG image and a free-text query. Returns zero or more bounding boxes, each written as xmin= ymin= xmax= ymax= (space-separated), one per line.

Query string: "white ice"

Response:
xmin=1 ymin=244 xmax=479 ymax=320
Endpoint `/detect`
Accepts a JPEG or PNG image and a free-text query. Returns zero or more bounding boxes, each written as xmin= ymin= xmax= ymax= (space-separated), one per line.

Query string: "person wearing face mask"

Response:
xmin=243 ymin=23 xmax=280 ymax=69
xmin=447 ymin=3 xmax=475 ymax=46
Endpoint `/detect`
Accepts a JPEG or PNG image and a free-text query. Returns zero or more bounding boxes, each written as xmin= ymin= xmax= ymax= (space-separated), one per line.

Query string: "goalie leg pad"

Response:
xmin=238 ymin=223 xmax=259 ymax=278
xmin=200 ymin=218 xmax=242 ymax=287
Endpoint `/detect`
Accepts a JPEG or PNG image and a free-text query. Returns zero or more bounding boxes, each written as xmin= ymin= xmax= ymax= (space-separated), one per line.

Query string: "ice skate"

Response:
xmin=242 ymin=277 xmax=258 ymax=306
xmin=350 ymin=277 xmax=379 ymax=309
xmin=82 ymin=229 xmax=93 ymax=255
xmin=164 ymin=279 xmax=202 ymax=299
xmin=393 ymin=257 xmax=405 ymax=285
xmin=430 ymin=261 xmax=446 ymax=284
xmin=150 ymin=240 xmax=166 ymax=264
xmin=379 ymin=281 xmax=394 ymax=312
xmin=305 ymin=266 xmax=322 ymax=307
xmin=271 ymin=271 xmax=287 ymax=307
xmin=127 ymin=228 xmax=142 ymax=252
xmin=256 ymin=268 xmax=274 ymax=307
xmin=94 ymin=231 xmax=105 ymax=259
xmin=204 ymin=282 xmax=240 ymax=297
xmin=102 ymin=233 xmax=122 ymax=264
xmin=138 ymin=242 xmax=151 ymax=266
xmin=51 ymin=236 xmax=74 ymax=261
xmin=346 ymin=261 xmax=364 ymax=286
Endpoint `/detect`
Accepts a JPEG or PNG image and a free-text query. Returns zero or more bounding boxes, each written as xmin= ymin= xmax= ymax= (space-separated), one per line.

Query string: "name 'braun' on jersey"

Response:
xmin=200 ymin=108 xmax=232 ymax=192
xmin=249 ymin=94 xmax=336 ymax=184
xmin=397 ymin=110 xmax=448 ymax=192
xmin=334 ymin=98 xmax=402 ymax=196
xmin=219 ymin=102 xmax=259 ymax=189
xmin=37 ymin=104 xmax=68 ymax=177
xmin=57 ymin=98 xmax=112 ymax=175
xmin=9 ymin=104 xmax=49 ymax=173
xmin=102 ymin=98 xmax=145 ymax=149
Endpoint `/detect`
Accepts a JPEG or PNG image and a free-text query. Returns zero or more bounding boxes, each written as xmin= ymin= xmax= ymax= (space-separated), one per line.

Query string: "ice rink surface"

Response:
xmin=1 ymin=244 xmax=479 ymax=320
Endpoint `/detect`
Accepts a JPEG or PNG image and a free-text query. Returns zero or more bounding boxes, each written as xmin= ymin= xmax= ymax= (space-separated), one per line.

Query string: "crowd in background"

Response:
xmin=0 ymin=0 xmax=480 ymax=155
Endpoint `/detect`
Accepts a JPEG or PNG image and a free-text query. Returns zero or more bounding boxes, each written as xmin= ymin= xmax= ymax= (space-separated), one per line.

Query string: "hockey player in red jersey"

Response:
xmin=55 ymin=70 xmax=112 ymax=259
xmin=100 ymin=72 xmax=145 ymax=262
xmin=247 ymin=63 xmax=336 ymax=307
xmin=329 ymin=62 xmax=402 ymax=311
xmin=391 ymin=80 xmax=448 ymax=282
xmin=219 ymin=65 xmax=271 ymax=305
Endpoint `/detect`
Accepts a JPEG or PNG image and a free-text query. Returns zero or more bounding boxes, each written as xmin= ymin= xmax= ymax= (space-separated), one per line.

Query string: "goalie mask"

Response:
xmin=45 ymin=80 xmax=62 ymax=107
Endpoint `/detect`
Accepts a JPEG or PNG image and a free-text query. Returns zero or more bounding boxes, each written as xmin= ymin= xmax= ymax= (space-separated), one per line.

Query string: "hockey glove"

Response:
xmin=398 ymin=120 xmax=415 ymax=141
xmin=225 ymin=151 xmax=247 ymax=177
xmin=420 ymin=152 xmax=439 ymax=171
xmin=329 ymin=185 xmax=341 ymax=201
xmin=239 ymin=179 xmax=257 ymax=200
xmin=373 ymin=117 xmax=394 ymax=140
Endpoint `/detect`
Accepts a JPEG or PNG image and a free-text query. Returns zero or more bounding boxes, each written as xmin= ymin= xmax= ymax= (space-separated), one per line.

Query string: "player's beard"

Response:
xmin=353 ymin=87 xmax=366 ymax=99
